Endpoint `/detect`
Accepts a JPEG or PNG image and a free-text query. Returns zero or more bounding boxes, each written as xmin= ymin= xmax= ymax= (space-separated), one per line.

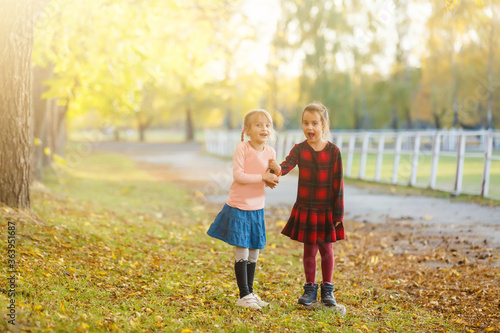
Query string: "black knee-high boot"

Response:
xmin=235 ymin=260 xmax=250 ymax=298
xmin=247 ymin=262 xmax=256 ymax=294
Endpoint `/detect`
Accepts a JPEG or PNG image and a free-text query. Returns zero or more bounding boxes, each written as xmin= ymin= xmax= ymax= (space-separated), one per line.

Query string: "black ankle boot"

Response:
xmin=298 ymin=283 xmax=318 ymax=305
xmin=320 ymin=282 xmax=337 ymax=306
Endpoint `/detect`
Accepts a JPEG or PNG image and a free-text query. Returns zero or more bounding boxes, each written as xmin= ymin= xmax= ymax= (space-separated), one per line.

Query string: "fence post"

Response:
xmin=430 ymin=132 xmax=441 ymax=189
xmin=336 ymin=134 xmax=343 ymax=152
xmin=454 ymin=133 xmax=466 ymax=195
xmin=276 ymin=132 xmax=285 ymax=161
xmin=346 ymin=134 xmax=356 ymax=178
xmin=392 ymin=133 xmax=402 ymax=184
xmin=481 ymin=133 xmax=493 ymax=197
xmin=410 ymin=133 xmax=421 ymax=186
xmin=217 ymin=131 xmax=224 ymax=156
xmin=284 ymin=132 xmax=295 ymax=158
xmin=375 ymin=134 xmax=385 ymax=181
xmin=359 ymin=133 xmax=370 ymax=179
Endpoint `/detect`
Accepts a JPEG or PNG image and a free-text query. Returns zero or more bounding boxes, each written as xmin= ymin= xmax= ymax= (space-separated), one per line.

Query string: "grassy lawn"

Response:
xmin=0 ymin=153 xmax=494 ymax=332
xmin=346 ymin=152 xmax=500 ymax=199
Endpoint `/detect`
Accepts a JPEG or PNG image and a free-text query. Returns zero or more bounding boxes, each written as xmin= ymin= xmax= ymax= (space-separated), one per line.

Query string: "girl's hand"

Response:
xmin=268 ymin=159 xmax=281 ymax=175
xmin=335 ymin=221 xmax=342 ymax=227
xmin=262 ymin=169 xmax=279 ymax=186
xmin=265 ymin=181 xmax=277 ymax=189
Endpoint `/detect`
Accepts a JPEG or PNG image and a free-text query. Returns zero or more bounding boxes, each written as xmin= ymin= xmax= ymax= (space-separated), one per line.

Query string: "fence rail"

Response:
xmin=205 ymin=129 xmax=500 ymax=200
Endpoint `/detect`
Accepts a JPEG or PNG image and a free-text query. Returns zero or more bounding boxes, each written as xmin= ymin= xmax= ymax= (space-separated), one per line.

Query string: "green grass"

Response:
xmin=0 ymin=153 xmax=465 ymax=332
xmin=346 ymin=152 xmax=500 ymax=199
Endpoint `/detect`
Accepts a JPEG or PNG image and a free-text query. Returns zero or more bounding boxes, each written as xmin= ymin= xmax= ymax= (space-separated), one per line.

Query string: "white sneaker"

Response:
xmin=236 ymin=294 xmax=262 ymax=309
xmin=252 ymin=293 xmax=269 ymax=307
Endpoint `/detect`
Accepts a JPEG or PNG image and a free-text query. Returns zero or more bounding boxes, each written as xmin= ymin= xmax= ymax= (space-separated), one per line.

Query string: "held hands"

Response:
xmin=263 ymin=169 xmax=279 ymax=189
xmin=268 ymin=159 xmax=281 ymax=175
xmin=265 ymin=159 xmax=281 ymax=189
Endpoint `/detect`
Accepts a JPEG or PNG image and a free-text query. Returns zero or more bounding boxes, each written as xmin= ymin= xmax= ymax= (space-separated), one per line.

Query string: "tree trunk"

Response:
xmin=405 ymin=107 xmax=413 ymax=129
xmin=186 ymin=106 xmax=194 ymax=142
xmin=353 ymin=96 xmax=361 ymax=130
xmin=54 ymin=104 xmax=67 ymax=155
xmin=451 ymin=30 xmax=460 ymax=128
xmin=114 ymin=127 xmax=121 ymax=141
xmin=391 ymin=106 xmax=399 ymax=130
xmin=138 ymin=126 xmax=145 ymax=142
xmin=432 ymin=105 xmax=443 ymax=129
xmin=486 ymin=16 xmax=494 ymax=129
xmin=0 ymin=0 xmax=34 ymax=208
xmin=226 ymin=108 xmax=233 ymax=130
xmin=31 ymin=65 xmax=54 ymax=181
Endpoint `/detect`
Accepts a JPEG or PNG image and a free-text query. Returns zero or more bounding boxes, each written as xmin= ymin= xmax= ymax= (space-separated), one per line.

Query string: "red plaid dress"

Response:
xmin=280 ymin=141 xmax=344 ymax=244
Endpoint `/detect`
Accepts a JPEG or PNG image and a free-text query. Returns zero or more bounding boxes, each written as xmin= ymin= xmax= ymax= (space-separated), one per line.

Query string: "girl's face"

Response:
xmin=246 ymin=113 xmax=272 ymax=145
xmin=302 ymin=111 xmax=324 ymax=144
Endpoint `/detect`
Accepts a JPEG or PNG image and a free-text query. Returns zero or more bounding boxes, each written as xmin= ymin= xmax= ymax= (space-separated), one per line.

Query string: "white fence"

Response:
xmin=205 ymin=129 xmax=500 ymax=200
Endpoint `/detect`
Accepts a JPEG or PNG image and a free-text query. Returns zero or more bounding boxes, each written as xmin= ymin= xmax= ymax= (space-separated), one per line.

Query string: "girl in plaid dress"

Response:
xmin=207 ymin=109 xmax=280 ymax=310
xmin=270 ymin=102 xmax=344 ymax=308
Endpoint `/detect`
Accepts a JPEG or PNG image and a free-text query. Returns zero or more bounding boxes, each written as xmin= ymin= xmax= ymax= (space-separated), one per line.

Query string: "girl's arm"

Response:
xmin=332 ymin=149 xmax=344 ymax=224
xmin=279 ymin=144 xmax=299 ymax=176
xmin=232 ymin=143 xmax=264 ymax=184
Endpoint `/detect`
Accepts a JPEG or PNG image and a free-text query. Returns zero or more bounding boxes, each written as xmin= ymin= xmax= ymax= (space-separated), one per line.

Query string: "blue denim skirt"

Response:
xmin=207 ymin=203 xmax=266 ymax=249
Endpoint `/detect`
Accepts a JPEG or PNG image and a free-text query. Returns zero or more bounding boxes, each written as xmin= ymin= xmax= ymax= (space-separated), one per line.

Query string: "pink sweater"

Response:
xmin=226 ymin=141 xmax=276 ymax=211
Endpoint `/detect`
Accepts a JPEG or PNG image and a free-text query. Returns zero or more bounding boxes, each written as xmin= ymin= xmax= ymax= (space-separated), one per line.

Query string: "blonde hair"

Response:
xmin=302 ymin=102 xmax=331 ymax=138
xmin=241 ymin=109 xmax=277 ymax=143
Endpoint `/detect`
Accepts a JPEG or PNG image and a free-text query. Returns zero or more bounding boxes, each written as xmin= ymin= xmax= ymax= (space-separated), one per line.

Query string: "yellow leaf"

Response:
xmin=53 ymin=154 xmax=67 ymax=165
xmin=112 ymin=252 xmax=117 ymax=260
xmin=181 ymin=330 xmax=194 ymax=333
xmin=361 ymin=325 xmax=371 ymax=332
xmin=60 ymin=302 xmax=67 ymax=313
xmin=34 ymin=137 xmax=42 ymax=146
xmin=56 ymin=312 xmax=67 ymax=319
xmin=485 ymin=328 xmax=494 ymax=332
xmin=33 ymin=305 xmax=43 ymax=311
xmin=275 ymin=220 xmax=286 ymax=227
xmin=44 ymin=147 xmax=51 ymax=156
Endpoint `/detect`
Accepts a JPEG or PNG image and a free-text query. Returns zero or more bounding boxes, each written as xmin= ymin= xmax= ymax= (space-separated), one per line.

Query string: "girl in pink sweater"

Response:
xmin=207 ymin=109 xmax=280 ymax=309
